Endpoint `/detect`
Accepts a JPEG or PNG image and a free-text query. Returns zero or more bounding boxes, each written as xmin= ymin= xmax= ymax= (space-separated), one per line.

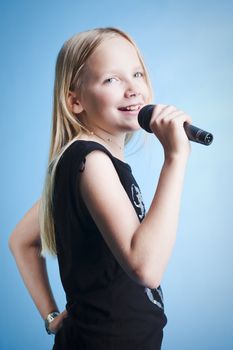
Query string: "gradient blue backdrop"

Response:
xmin=1 ymin=0 xmax=233 ymax=349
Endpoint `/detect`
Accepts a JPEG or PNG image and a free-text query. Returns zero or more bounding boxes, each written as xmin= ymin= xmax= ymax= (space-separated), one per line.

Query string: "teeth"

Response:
xmin=119 ymin=104 xmax=142 ymax=111
xmin=125 ymin=105 xmax=139 ymax=111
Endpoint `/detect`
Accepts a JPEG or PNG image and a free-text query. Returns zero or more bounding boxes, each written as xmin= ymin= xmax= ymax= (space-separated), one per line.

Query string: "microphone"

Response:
xmin=138 ymin=104 xmax=213 ymax=146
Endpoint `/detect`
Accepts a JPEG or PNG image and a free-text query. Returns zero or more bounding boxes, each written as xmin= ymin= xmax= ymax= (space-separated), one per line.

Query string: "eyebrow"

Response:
xmin=100 ymin=66 xmax=144 ymax=76
xmin=85 ymin=63 xmax=144 ymax=83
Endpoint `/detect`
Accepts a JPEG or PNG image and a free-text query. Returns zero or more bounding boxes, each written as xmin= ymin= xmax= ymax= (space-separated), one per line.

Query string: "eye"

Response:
xmin=134 ymin=71 xmax=144 ymax=78
xmin=104 ymin=77 xmax=118 ymax=84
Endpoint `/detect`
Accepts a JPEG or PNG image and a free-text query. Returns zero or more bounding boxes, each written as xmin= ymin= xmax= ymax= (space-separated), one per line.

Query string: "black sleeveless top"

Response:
xmin=53 ymin=141 xmax=167 ymax=350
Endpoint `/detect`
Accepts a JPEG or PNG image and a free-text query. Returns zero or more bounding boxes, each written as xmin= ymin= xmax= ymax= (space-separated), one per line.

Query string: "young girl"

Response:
xmin=9 ymin=27 xmax=191 ymax=349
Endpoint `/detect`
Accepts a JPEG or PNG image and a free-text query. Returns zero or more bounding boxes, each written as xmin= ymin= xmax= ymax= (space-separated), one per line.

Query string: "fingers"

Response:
xmin=62 ymin=309 xmax=68 ymax=318
xmin=150 ymin=105 xmax=192 ymax=137
xmin=149 ymin=104 xmax=192 ymax=157
xmin=152 ymin=104 xmax=192 ymax=124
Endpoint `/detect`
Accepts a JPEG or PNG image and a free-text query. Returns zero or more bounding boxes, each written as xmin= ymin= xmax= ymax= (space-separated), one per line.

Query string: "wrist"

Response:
xmin=44 ymin=311 xmax=60 ymax=335
xmin=164 ymin=152 xmax=189 ymax=165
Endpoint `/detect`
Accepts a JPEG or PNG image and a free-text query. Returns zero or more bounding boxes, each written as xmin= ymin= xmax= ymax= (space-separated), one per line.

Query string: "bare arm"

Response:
xmin=8 ymin=201 xmax=67 ymax=332
xmin=80 ymin=105 xmax=191 ymax=289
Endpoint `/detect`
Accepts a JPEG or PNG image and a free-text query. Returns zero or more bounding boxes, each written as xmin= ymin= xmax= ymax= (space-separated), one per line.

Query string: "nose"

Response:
xmin=125 ymin=90 xmax=139 ymax=98
xmin=124 ymin=80 xmax=141 ymax=98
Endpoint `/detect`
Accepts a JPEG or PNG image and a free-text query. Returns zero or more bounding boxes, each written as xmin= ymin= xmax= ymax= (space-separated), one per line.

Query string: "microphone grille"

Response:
xmin=138 ymin=104 xmax=154 ymax=133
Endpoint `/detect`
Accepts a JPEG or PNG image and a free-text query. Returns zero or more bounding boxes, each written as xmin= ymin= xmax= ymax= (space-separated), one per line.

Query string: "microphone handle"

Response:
xmin=183 ymin=123 xmax=213 ymax=145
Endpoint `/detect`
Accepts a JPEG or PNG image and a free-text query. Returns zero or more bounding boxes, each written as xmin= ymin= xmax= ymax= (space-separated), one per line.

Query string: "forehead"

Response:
xmin=85 ymin=36 xmax=142 ymax=76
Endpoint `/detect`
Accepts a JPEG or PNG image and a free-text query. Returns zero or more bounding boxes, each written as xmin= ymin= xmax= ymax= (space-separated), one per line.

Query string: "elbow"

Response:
xmin=8 ymin=232 xmax=41 ymax=257
xmin=8 ymin=230 xmax=27 ymax=256
xmin=8 ymin=234 xmax=15 ymax=253
xmin=133 ymin=264 xmax=163 ymax=290
xmin=8 ymin=233 xmax=18 ymax=256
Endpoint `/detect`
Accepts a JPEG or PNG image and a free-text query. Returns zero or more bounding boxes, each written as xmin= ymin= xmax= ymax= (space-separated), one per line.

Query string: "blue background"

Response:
xmin=1 ymin=0 xmax=233 ymax=349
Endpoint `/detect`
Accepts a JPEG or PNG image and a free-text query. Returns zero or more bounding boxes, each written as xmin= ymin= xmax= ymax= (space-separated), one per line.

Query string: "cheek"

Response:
xmin=92 ymin=90 xmax=116 ymax=109
xmin=141 ymin=81 xmax=151 ymax=101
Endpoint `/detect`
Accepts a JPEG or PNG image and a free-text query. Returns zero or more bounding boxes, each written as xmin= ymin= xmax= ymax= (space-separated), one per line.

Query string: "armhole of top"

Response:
xmin=79 ymin=158 xmax=86 ymax=172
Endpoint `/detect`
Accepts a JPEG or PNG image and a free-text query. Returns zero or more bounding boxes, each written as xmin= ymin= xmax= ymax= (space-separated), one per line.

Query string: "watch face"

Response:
xmin=48 ymin=314 xmax=54 ymax=322
xmin=45 ymin=312 xmax=59 ymax=335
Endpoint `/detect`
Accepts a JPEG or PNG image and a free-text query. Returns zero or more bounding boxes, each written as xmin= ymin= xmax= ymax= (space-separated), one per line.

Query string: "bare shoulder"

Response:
xmin=80 ymin=149 xmax=121 ymax=185
xmin=80 ymin=150 xmax=131 ymax=215
xmin=79 ymin=150 xmax=140 ymax=277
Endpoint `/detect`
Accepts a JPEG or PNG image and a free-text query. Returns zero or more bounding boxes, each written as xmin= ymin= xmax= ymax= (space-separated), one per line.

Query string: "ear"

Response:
xmin=67 ymin=91 xmax=84 ymax=114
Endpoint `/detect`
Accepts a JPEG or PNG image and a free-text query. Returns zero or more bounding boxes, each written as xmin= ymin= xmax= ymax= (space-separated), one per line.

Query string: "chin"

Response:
xmin=124 ymin=121 xmax=141 ymax=132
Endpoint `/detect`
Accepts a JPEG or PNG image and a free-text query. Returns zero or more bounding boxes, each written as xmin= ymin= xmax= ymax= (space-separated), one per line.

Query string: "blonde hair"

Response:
xmin=39 ymin=27 xmax=153 ymax=256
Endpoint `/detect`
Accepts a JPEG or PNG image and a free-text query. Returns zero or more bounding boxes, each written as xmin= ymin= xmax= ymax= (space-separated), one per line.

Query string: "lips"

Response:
xmin=118 ymin=104 xmax=143 ymax=112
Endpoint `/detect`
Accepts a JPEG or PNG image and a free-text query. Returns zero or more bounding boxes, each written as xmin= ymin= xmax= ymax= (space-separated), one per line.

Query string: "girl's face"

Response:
xmin=76 ymin=36 xmax=150 ymax=135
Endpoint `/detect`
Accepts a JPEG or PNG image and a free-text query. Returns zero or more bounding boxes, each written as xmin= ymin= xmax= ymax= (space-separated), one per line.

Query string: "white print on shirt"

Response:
xmin=145 ymin=287 xmax=164 ymax=310
xmin=131 ymin=184 xmax=145 ymax=220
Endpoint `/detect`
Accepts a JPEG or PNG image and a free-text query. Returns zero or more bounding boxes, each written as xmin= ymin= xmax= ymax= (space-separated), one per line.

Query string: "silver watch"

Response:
xmin=45 ymin=311 xmax=60 ymax=335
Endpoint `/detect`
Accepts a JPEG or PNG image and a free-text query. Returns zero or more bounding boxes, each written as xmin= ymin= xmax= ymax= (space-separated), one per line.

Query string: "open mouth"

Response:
xmin=118 ymin=104 xmax=142 ymax=112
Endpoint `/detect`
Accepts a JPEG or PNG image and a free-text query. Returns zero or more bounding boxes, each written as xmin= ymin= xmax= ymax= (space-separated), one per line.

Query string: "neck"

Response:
xmin=89 ymin=128 xmax=126 ymax=160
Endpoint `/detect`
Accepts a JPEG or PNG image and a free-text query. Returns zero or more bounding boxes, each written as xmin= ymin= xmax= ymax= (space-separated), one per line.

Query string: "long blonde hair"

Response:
xmin=39 ymin=27 xmax=153 ymax=256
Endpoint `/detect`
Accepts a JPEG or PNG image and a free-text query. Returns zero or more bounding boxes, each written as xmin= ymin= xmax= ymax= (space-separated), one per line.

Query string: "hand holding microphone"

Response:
xmin=138 ymin=104 xmax=213 ymax=146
